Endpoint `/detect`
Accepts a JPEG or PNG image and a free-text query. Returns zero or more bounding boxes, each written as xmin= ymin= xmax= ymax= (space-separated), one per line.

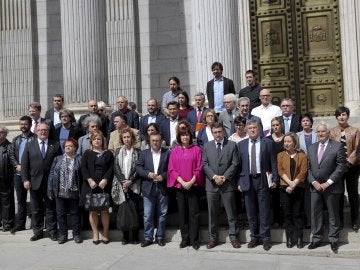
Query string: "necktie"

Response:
xmin=41 ymin=141 xmax=46 ymax=159
xmin=197 ymin=110 xmax=202 ymax=123
xmin=318 ymin=143 xmax=325 ymax=164
xmin=251 ymin=140 xmax=257 ymax=175
xmin=217 ymin=142 xmax=222 ymax=157
xmin=284 ymin=117 xmax=290 ymax=133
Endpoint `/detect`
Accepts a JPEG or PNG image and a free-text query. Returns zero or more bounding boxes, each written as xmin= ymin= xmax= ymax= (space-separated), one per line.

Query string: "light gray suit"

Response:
xmin=202 ymin=139 xmax=239 ymax=241
xmin=218 ymin=108 xmax=240 ymax=138
xmin=307 ymin=139 xmax=347 ymax=244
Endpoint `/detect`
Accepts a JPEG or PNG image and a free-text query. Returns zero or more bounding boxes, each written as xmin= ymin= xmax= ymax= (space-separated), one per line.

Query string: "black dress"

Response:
xmin=79 ymin=149 xmax=114 ymax=206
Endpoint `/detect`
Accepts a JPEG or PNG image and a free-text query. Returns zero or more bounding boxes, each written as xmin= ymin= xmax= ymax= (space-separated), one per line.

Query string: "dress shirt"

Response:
xmin=251 ymin=103 xmax=282 ymax=135
xmin=205 ymin=126 xmax=214 ymax=141
xmin=162 ymin=90 xmax=180 ymax=109
xmin=283 ymin=114 xmax=292 ymax=133
xmin=53 ymin=110 xmax=61 ymax=126
xmin=248 ymin=137 xmax=261 ymax=174
xmin=147 ymin=114 xmax=156 ymax=125
xmin=315 ymin=139 xmax=334 ymax=185
xmin=213 ymin=77 xmax=224 ymax=113
xmin=123 ymin=148 xmax=133 ymax=179
xmin=151 ymin=149 xmax=161 ymax=174
xmin=169 ymin=118 xmax=178 ymax=145
xmin=37 ymin=138 xmax=48 ymax=153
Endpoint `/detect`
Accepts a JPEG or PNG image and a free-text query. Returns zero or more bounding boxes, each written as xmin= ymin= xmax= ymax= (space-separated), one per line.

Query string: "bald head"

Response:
xmin=259 ymin=89 xmax=271 ymax=106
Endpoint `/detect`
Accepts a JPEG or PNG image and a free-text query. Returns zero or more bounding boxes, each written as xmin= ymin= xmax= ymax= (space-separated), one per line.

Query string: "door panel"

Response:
xmin=250 ymin=0 xmax=343 ymax=116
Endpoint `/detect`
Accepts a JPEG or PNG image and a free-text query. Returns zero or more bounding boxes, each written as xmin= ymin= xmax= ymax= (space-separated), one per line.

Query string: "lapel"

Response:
xmin=312 ymin=142 xmax=320 ymax=164
xmin=319 ymin=141 xmax=332 ymax=165
xmin=147 ymin=149 xmax=155 ymax=173
xmin=242 ymin=139 xmax=250 ymax=171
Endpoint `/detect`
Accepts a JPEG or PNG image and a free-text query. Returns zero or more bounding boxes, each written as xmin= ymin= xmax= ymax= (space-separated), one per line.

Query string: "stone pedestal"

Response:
xmin=60 ymin=0 xmax=108 ymax=105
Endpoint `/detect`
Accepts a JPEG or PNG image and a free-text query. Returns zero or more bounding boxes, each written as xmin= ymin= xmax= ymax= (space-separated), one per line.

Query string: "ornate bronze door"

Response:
xmin=250 ymin=0 xmax=343 ymax=116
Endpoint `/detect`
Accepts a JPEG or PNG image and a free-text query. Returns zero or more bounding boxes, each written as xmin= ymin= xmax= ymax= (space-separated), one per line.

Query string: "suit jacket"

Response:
xmin=206 ymin=77 xmax=235 ymax=109
xmin=159 ymin=117 xmax=183 ymax=146
xmin=297 ymin=130 xmax=317 ymax=155
xmin=108 ymin=109 xmax=140 ymax=136
xmin=186 ymin=107 xmax=208 ymax=129
xmin=202 ymin=139 xmax=238 ymax=193
xmin=307 ymin=140 xmax=347 ymax=194
xmin=218 ymin=108 xmax=240 ymax=137
xmin=44 ymin=109 xmax=55 ymax=124
xmin=279 ymin=114 xmax=302 ymax=134
xmin=139 ymin=111 xmax=166 ymax=141
xmin=136 ymin=148 xmax=170 ymax=196
xmin=21 ymin=139 xmax=61 ymax=190
xmin=237 ymin=137 xmax=278 ymax=191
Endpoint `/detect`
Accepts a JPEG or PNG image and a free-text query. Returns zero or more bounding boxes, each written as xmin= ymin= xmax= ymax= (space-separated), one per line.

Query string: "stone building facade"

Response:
xmin=1 ymin=0 xmax=359 ymax=124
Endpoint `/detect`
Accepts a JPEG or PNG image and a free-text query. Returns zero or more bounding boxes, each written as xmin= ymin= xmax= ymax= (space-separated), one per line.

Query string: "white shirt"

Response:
xmin=151 ymin=149 xmax=161 ymax=174
xmin=53 ymin=110 xmax=61 ymax=126
xmin=169 ymin=118 xmax=178 ymax=145
xmin=205 ymin=126 xmax=214 ymax=142
xmin=251 ymin=103 xmax=282 ymax=135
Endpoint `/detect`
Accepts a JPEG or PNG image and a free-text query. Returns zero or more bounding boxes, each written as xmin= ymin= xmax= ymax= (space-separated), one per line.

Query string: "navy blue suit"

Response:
xmin=196 ymin=126 xmax=210 ymax=150
xmin=159 ymin=117 xmax=183 ymax=146
xmin=186 ymin=107 xmax=207 ymax=129
xmin=237 ymin=137 xmax=278 ymax=242
xmin=139 ymin=111 xmax=166 ymax=141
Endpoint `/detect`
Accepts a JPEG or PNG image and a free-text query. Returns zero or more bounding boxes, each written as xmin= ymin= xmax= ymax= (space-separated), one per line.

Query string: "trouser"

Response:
xmin=55 ymin=197 xmax=81 ymax=238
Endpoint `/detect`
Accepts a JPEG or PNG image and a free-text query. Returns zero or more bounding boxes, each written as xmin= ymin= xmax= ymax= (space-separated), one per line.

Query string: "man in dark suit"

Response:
xmin=202 ymin=123 xmax=240 ymax=249
xmin=108 ymin=96 xmax=139 ymax=136
xmin=307 ymin=121 xmax=347 ymax=252
xmin=136 ymin=132 xmax=170 ymax=247
xmin=186 ymin=92 xmax=207 ymax=130
xmin=159 ymin=101 xmax=182 ymax=146
xmin=44 ymin=94 xmax=64 ymax=127
xmin=238 ymin=97 xmax=263 ymax=135
xmin=21 ymin=123 xmax=61 ymax=241
xmin=139 ymin=99 xmax=166 ymax=141
xmin=237 ymin=119 xmax=278 ymax=251
xmin=206 ymin=62 xmax=235 ymax=113
xmin=28 ymin=102 xmax=54 ymax=139
xmin=279 ymin=98 xmax=301 ymax=134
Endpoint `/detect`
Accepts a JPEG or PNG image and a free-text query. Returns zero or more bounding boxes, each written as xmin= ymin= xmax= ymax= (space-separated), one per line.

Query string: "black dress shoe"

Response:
xmin=92 ymin=240 xmax=100 ymax=245
xmin=180 ymin=240 xmax=189 ymax=248
xmin=247 ymin=239 xmax=259 ymax=248
xmin=74 ymin=236 xmax=82 ymax=244
xmin=308 ymin=242 xmax=321 ymax=249
xmin=158 ymin=239 xmax=166 ymax=246
xmin=330 ymin=242 xmax=338 ymax=252
xmin=352 ymin=224 xmax=359 ymax=232
xmin=58 ymin=237 xmax=67 ymax=244
xmin=102 ymin=239 xmax=110 ymax=244
xmin=141 ymin=240 xmax=153 ymax=247
xmin=192 ymin=242 xmax=200 ymax=250
xmin=49 ymin=233 xmax=58 ymax=241
xmin=122 ymin=239 xmax=129 ymax=245
xmin=10 ymin=226 xmax=26 ymax=235
xmin=2 ymin=225 xmax=11 ymax=232
xmin=286 ymin=238 xmax=293 ymax=248
xmin=263 ymin=240 xmax=272 ymax=251
xmin=30 ymin=234 xmax=43 ymax=241
xmin=297 ymin=238 xmax=304 ymax=249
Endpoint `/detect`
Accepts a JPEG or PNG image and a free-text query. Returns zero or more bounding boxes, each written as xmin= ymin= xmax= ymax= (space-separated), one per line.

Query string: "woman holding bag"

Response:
xmin=80 ymin=130 xmax=114 ymax=245
xmin=113 ymin=128 xmax=141 ymax=245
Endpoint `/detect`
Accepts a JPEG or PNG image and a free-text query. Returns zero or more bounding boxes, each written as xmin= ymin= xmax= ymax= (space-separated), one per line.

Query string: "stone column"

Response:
xmin=339 ymin=0 xmax=360 ymax=116
xmin=191 ymin=0 xmax=241 ymax=94
xmin=106 ymin=0 xmax=138 ymax=110
xmin=238 ymin=0 xmax=253 ymax=88
xmin=0 ymin=0 xmax=33 ymax=118
xmin=60 ymin=0 xmax=108 ymax=105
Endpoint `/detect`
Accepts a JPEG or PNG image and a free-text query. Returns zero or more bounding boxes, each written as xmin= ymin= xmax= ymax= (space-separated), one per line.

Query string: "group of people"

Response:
xmin=0 ymin=62 xmax=359 ymax=254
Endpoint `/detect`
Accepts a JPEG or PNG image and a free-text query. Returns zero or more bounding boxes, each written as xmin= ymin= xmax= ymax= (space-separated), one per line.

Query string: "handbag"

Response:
xmin=111 ymin=178 xmax=123 ymax=205
xmin=116 ymin=193 xmax=139 ymax=231
xmin=85 ymin=191 xmax=110 ymax=211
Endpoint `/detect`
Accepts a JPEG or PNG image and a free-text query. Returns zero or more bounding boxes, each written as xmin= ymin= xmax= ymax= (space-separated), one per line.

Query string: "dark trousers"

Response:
xmin=176 ymin=188 xmax=200 ymax=244
xmin=339 ymin=165 xmax=360 ymax=226
xmin=0 ymin=184 xmax=15 ymax=228
xmin=122 ymin=190 xmax=140 ymax=241
xmin=55 ymin=197 xmax=81 ymax=238
xmin=243 ymin=175 xmax=271 ymax=241
xmin=30 ymin=181 xmax=57 ymax=236
xmin=13 ymin=174 xmax=27 ymax=228
xmin=280 ymin=187 xmax=304 ymax=239
xmin=270 ymin=187 xmax=283 ymax=225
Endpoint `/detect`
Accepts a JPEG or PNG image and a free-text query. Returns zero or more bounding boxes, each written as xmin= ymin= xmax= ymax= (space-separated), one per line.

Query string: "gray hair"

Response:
xmin=82 ymin=115 xmax=101 ymax=129
xmin=224 ymin=93 xmax=237 ymax=103
xmin=316 ymin=121 xmax=330 ymax=132
xmin=194 ymin=92 xmax=205 ymax=100
xmin=97 ymin=101 xmax=107 ymax=109
xmin=246 ymin=119 xmax=261 ymax=129
xmin=238 ymin=96 xmax=250 ymax=104
xmin=0 ymin=125 xmax=9 ymax=136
